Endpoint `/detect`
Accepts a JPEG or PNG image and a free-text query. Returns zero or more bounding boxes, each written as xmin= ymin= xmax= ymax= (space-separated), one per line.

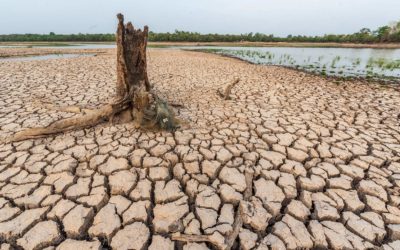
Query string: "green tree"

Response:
xmin=375 ymin=26 xmax=390 ymax=42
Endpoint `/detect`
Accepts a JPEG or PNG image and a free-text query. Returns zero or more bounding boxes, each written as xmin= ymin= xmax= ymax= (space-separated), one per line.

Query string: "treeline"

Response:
xmin=0 ymin=32 xmax=115 ymax=42
xmin=1 ymin=22 xmax=399 ymax=43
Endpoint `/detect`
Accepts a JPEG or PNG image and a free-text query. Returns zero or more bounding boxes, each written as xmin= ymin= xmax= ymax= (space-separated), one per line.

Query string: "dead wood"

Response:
xmin=243 ymin=168 xmax=254 ymax=200
xmin=171 ymin=232 xmax=227 ymax=250
xmin=218 ymin=78 xmax=240 ymax=100
xmin=224 ymin=169 xmax=254 ymax=249
xmin=171 ymin=233 xmax=214 ymax=243
xmin=32 ymin=99 xmax=94 ymax=114
xmin=4 ymin=13 xmax=179 ymax=144
xmin=10 ymin=105 xmax=114 ymax=142
xmin=171 ymin=169 xmax=254 ymax=250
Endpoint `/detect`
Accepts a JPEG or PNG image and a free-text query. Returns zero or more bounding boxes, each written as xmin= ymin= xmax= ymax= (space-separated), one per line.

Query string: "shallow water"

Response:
xmin=0 ymin=53 xmax=95 ymax=62
xmin=36 ymin=44 xmax=116 ymax=49
xmin=182 ymin=46 xmax=400 ymax=80
xmin=0 ymin=45 xmax=27 ymax=48
xmin=0 ymin=44 xmax=115 ymax=49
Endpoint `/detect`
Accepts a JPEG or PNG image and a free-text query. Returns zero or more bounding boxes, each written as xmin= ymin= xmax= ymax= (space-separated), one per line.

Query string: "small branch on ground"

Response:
xmin=171 ymin=232 xmax=227 ymax=250
xmin=218 ymin=78 xmax=240 ymax=100
xmin=224 ymin=168 xmax=254 ymax=249
xmin=171 ymin=168 xmax=254 ymax=250
xmin=243 ymin=168 xmax=254 ymax=200
xmin=171 ymin=233 xmax=214 ymax=243
xmin=169 ymin=102 xmax=184 ymax=108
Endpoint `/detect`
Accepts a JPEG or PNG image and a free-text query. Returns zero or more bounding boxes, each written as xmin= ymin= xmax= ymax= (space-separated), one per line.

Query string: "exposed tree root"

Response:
xmin=5 ymin=92 xmax=180 ymax=143
xmin=6 ymin=104 xmax=115 ymax=143
xmin=33 ymin=100 xmax=95 ymax=114
xmin=218 ymin=78 xmax=240 ymax=100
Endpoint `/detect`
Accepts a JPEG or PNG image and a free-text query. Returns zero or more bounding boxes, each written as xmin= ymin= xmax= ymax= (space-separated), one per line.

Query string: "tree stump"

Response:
xmin=114 ymin=13 xmax=152 ymax=126
xmin=116 ymin=13 xmax=150 ymax=99
xmin=5 ymin=13 xmax=178 ymax=143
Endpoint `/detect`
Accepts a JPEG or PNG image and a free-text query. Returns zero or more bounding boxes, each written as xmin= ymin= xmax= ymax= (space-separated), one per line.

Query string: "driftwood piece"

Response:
xmin=4 ymin=14 xmax=178 ymax=143
xmin=218 ymin=78 xmax=240 ymax=100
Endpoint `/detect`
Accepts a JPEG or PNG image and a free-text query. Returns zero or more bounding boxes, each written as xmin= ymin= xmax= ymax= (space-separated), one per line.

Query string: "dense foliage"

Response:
xmin=1 ymin=22 xmax=399 ymax=43
xmin=0 ymin=33 xmax=115 ymax=42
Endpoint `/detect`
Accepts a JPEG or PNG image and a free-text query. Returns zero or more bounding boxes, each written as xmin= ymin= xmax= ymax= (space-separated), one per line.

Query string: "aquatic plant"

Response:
xmin=331 ymin=56 xmax=341 ymax=68
xmin=193 ymin=47 xmax=399 ymax=81
xmin=354 ymin=58 xmax=361 ymax=65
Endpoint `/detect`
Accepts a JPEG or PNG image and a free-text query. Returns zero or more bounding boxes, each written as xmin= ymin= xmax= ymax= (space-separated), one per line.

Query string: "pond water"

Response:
xmin=36 ymin=44 xmax=116 ymax=49
xmin=0 ymin=53 xmax=95 ymax=62
xmin=0 ymin=45 xmax=26 ymax=48
xmin=183 ymin=46 xmax=400 ymax=81
xmin=0 ymin=44 xmax=116 ymax=49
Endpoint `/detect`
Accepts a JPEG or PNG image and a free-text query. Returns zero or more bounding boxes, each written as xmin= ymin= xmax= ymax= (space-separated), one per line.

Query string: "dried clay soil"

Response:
xmin=0 ymin=48 xmax=400 ymax=250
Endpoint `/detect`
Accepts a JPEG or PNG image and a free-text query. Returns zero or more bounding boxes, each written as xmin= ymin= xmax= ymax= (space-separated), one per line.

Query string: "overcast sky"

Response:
xmin=0 ymin=0 xmax=399 ymax=36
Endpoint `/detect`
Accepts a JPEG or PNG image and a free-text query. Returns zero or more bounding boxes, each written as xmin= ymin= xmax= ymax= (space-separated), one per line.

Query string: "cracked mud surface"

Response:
xmin=1 ymin=48 xmax=400 ymax=250
xmin=0 ymin=47 xmax=104 ymax=58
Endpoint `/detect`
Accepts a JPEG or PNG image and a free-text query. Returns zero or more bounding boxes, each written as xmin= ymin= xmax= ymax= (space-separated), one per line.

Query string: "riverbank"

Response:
xmin=1 ymin=40 xmax=400 ymax=49
xmin=151 ymin=41 xmax=400 ymax=49
xmin=0 ymin=49 xmax=399 ymax=249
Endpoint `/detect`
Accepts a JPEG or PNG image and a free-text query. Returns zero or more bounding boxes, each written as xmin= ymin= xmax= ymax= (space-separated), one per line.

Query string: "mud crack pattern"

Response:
xmin=0 ymin=49 xmax=400 ymax=249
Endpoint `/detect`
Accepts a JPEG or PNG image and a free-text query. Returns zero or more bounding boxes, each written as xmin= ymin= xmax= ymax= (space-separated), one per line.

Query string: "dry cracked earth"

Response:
xmin=0 ymin=48 xmax=400 ymax=250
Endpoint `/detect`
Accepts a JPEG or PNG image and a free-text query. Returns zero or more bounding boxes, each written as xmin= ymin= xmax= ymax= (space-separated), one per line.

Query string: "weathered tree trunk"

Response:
xmin=114 ymin=14 xmax=153 ymax=126
xmin=5 ymin=13 xmax=178 ymax=143
xmin=116 ymin=13 xmax=150 ymax=100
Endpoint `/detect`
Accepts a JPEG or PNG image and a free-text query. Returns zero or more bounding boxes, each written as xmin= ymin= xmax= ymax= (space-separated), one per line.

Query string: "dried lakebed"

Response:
xmin=0 ymin=49 xmax=400 ymax=250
